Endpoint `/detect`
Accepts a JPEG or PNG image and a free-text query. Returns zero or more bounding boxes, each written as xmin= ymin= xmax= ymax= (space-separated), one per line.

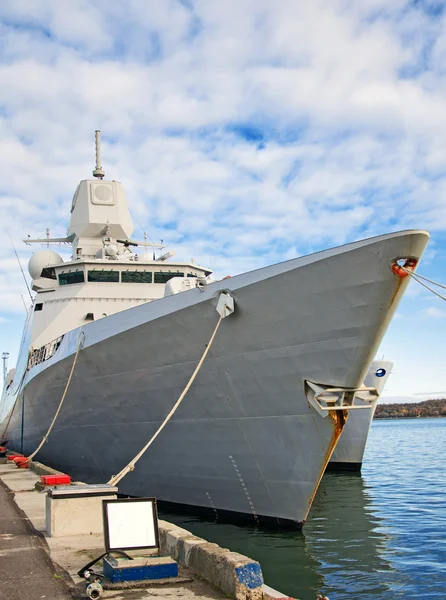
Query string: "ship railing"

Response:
xmin=27 ymin=335 xmax=64 ymax=370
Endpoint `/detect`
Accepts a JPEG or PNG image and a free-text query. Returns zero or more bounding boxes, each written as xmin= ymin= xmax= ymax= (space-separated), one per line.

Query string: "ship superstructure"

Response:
xmin=24 ymin=133 xmax=211 ymax=351
xmin=0 ymin=133 xmax=430 ymax=527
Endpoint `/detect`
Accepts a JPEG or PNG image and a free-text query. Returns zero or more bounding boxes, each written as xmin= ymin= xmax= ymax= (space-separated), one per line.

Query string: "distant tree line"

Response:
xmin=374 ymin=398 xmax=446 ymax=419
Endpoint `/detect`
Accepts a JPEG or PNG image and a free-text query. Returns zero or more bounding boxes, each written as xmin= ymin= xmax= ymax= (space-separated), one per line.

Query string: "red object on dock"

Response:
xmin=13 ymin=457 xmax=29 ymax=468
xmin=0 ymin=446 xmax=7 ymax=453
xmin=40 ymin=475 xmax=71 ymax=486
xmin=7 ymin=454 xmax=23 ymax=461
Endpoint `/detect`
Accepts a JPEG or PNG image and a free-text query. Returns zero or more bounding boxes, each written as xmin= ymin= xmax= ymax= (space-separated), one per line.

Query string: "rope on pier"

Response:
xmin=401 ymin=266 xmax=446 ymax=302
xmin=27 ymin=331 xmax=84 ymax=461
xmin=0 ymin=394 xmax=20 ymax=444
xmin=108 ymin=313 xmax=225 ymax=487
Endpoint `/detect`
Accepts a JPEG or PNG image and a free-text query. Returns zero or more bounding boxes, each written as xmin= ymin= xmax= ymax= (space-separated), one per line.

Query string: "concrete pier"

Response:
xmin=0 ymin=461 xmax=294 ymax=600
xmin=0 ymin=477 xmax=72 ymax=600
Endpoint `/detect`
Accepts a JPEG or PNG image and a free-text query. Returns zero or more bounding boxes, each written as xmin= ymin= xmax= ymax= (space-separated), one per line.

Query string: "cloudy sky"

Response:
xmin=0 ymin=0 xmax=445 ymax=403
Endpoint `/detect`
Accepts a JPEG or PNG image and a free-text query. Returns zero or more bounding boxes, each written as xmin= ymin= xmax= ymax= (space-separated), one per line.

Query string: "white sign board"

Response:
xmin=103 ymin=498 xmax=159 ymax=551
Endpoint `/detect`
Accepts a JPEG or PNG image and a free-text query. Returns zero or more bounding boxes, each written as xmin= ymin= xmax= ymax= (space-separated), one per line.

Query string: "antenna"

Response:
xmin=20 ymin=294 xmax=28 ymax=313
xmin=9 ymin=233 xmax=32 ymax=301
xmin=93 ymin=130 xmax=105 ymax=179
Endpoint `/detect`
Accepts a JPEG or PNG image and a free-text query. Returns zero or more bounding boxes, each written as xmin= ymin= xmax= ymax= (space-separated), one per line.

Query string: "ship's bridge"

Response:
xmin=28 ymin=258 xmax=211 ymax=349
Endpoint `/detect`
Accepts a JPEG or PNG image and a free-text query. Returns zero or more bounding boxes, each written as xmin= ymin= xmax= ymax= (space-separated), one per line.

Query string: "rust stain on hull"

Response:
xmin=390 ymin=275 xmax=404 ymax=306
xmin=389 ymin=257 xmax=417 ymax=306
xmin=304 ymin=409 xmax=348 ymax=524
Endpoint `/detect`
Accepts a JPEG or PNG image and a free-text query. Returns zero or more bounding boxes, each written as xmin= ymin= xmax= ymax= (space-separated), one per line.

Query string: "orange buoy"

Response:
xmin=391 ymin=263 xmax=409 ymax=278
xmin=391 ymin=258 xmax=418 ymax=279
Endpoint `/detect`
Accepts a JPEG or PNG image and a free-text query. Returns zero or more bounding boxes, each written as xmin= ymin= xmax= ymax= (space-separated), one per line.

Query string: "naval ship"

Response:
xmin=328 ymin=360 xmax=393 ymax=471
xmin=0 ymin=133 xmax=429 ymax=527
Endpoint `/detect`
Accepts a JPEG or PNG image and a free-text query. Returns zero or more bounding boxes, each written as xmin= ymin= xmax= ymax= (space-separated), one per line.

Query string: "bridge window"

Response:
xmin=34 ymin=303 xmax=43 ymax=311
xmin=59 ymin=271 xmax=85 ymax=285
xmin=154 ymin=271 xmax=184 ymax=283
xmin=188 ymin=273 xmax=198 ymax=277
xmin=88 ymin=270 xmax=119 ymax=282
xmin=41 ymin=267 xmax=57 ymax=280
xmin=122 ymin=271 xmax=153 ymax=283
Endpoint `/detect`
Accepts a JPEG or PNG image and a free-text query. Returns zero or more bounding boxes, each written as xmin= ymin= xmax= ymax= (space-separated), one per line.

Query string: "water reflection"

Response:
xmin=362 ymin=419 xmax=446 ymax=599
xmin=159 ymin=471 xmax=391 ymax=600
xmin=303 ymin=472 xmax=393 ymax=599
xmin=159 ymin=420 xmax=445 ymax=599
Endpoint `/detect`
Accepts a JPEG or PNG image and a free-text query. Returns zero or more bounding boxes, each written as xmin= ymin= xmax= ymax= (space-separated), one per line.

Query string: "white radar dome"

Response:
xmin=105 ymin=244 xmax=118 ymax=258
xmin=28 ymin=250 xmax=64 ymax=280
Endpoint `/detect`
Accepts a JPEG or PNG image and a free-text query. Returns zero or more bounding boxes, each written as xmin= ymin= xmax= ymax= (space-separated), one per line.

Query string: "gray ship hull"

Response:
xmin=2 ymin=230 xmax=429 ymax=526
xmin=328 ymin=360 xmax=393 ymax=471
xmin=327 ymin=407 xmax=377 ymax=471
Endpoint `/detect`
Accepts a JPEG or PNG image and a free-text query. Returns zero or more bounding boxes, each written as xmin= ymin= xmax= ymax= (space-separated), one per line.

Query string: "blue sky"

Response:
xmin=0 ymin=0 xmax=445 ymax=403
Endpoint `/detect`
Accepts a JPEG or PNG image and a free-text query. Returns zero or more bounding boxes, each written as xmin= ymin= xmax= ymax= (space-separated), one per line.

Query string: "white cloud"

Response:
xmin=0 ymin=0 xmax=445 ymax=400
xmin=422 ymin=306 xmax=446 ymax=318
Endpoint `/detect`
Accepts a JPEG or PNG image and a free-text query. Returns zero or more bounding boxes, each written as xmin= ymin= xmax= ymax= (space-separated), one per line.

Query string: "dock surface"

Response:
xmin=0 ymin=463 xmax=228 ymax=599
xmin=0 ymin=477 xmax=72 ymax=600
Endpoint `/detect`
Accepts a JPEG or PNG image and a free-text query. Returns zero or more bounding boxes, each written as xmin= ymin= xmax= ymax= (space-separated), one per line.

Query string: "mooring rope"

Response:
xmin=108 ymin=314 xmax=224 ymax=487
xmin=27 ymin=332 xmax=84 ymax=461
xmin=406 ymin=269 xmax=446 ymax=290
xmin=0 ymin=393 xmax=21 ymax=444
xmin=402 ymin=266 xmax=446 ymax=302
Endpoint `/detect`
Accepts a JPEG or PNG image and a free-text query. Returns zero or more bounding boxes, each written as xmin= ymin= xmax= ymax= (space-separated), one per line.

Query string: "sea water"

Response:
xmin=159 ymin=418 xmax=446 ymax=599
